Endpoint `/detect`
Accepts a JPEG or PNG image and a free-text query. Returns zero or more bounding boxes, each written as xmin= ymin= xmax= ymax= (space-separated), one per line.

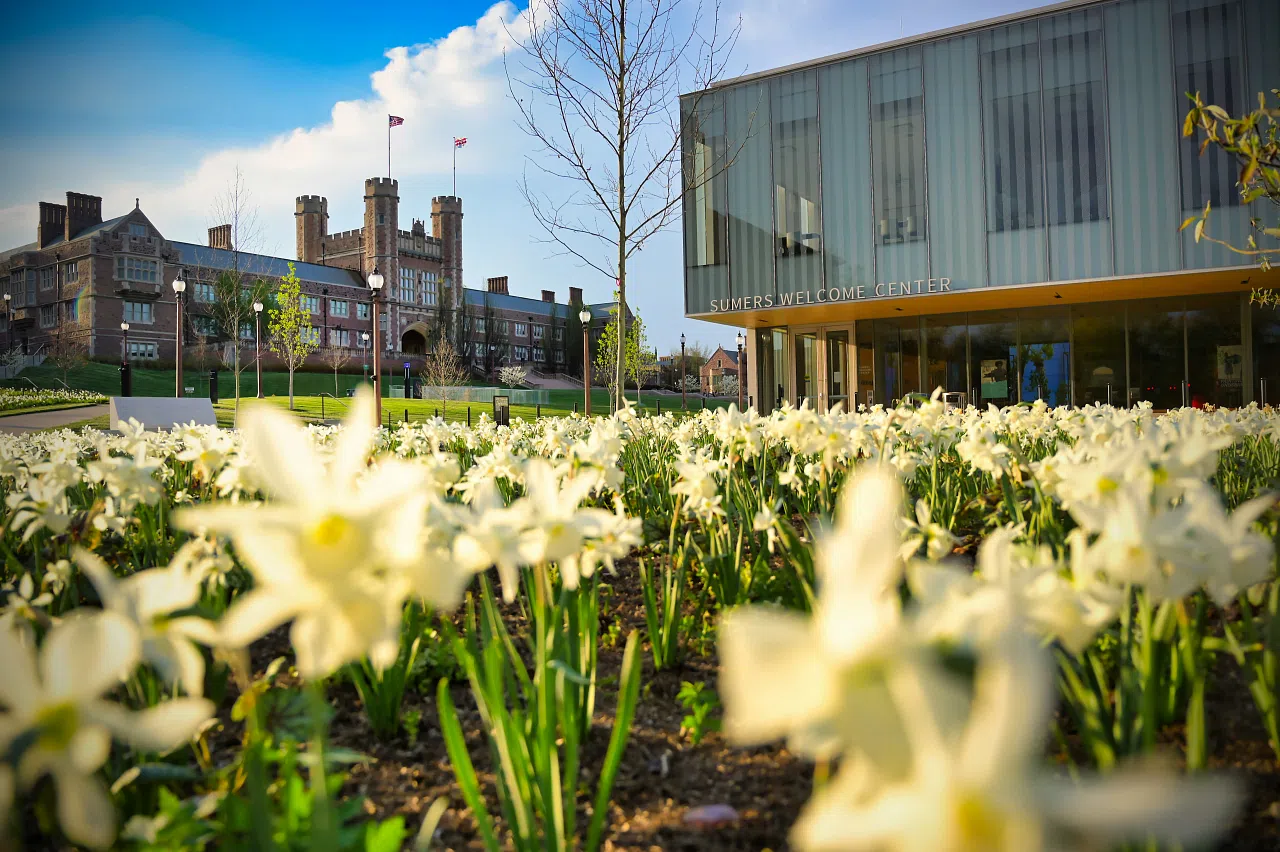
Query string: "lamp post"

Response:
xmin=120 ymin=321 xmax=131 ymax=396
xmin=368 ymin=267 xmax=385 ymax=427
xmin=735 ymin=330 xmax=745 ymax=411
xmin=578 ymin=308 xmax=592 ymax=416
xmin=361 ymin=332 xmax=370 ymax=384
xmin=172 ymin=275 xmax=186 ymax=397
xmin=680 ymin=332 xmax=687 ymax=411
xmin=3 ymin=292 xmax=10 ymax=354
xmin=253 ymin=300 xmax=264 ymax=398
xmin=121 ymin=322 xmax=130 ymax=362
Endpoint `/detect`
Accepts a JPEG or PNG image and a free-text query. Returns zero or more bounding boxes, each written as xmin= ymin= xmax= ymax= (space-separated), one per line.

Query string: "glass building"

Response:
xmin=680 ymin=0 xmax=1280 ymax=410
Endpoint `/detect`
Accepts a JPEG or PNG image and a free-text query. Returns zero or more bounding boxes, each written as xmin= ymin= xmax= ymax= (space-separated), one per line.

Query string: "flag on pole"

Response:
xmin=389 ymin=115 xmax=405 ymax=127
xmin=453 ymin=137 xmax=468 ymax=148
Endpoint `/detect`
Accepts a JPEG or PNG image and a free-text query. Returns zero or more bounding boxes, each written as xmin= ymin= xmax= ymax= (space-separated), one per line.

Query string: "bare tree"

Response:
xmin=420 ymin=339 xmax=469 ymax=420
xmin=507 ymin=0 xmax=739 ymax=411
xmin=204 ymin=167 xmax=275 ymax=413
xmin=321 ymin=345 xmax=353 ymax=397
xmin=47 ymin=317 xmax=90 ymax=388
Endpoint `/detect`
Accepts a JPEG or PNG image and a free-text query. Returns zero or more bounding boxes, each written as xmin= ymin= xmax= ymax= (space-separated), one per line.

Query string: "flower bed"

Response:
xmin=0 ymin=393 xmax=1278 ymax=849
xmin=0 ymin=387 xmax=107 ymax=412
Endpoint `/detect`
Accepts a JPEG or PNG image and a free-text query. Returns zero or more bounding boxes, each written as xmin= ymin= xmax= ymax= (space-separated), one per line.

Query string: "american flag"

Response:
xmin=454 ymin=137 xmax=468 ymax=148
xmin=388 ymin=115 xmax=404 ymax=127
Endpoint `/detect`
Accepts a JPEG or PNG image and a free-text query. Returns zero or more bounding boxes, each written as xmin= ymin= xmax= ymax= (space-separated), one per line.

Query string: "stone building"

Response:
xmin=700 ymin=345 xmax=744 ymax=393
xmin=0 ymin=180 xmax=620 ymax=378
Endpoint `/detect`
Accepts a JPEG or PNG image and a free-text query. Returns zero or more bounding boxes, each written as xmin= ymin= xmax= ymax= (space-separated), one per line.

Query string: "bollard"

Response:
xmin=574 ymin=401 xmax=578 ymax=414
xmin=404 ymin=409 xmax=408 ymax=423
xmin=321 ymin=396 xmax=326 ymax=420
xmin=467 ymin=406 xmax=471 ymax=427
xmin=701 ymin=398 xmax=706 ymax=410
xmin=435 ymin=407 xmax=439 ymax=418
xmin=657 ymin=399 xmax=661 ymax=416
xmin=120 ymin=364 xmax=133 ymax=397
xmin=536 ymin=403 xmax=541 ymax=419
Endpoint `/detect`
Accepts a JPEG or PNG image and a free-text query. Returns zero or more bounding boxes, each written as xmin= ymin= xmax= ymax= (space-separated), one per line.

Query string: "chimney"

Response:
xmin=542 ymin=289 xmax=555 ymax=303
xmin=64 ymin=192 xmax=101 ymax=242
xmin=569 ymin=286 xmax=583 ymax=305
xmin=38 ymin=202 xmax=67 ymax=248
xmin=208 ymin=224 xmax=233 ymax=250
xmin=486 ymin=276 xmax=509 ymax=295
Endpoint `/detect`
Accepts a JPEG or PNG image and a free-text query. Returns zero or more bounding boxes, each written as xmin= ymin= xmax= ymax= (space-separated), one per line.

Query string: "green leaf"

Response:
xmin=364 ymin=816 xmax=407 ymax=852
xmin=436 ymin=678 xmax=500 ymax=851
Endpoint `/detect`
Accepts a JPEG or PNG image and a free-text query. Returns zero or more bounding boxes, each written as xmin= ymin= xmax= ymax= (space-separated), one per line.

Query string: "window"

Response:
xmin=476 ymin=318 xmax=486 ymax=334
xmin=356 ymin=333 xmax=371 ymax=349
xmin=128 ymin=342 xmax=158 ymax=360
xmin=123 ymin=301 xmax=154 ymax=324
xmin=7 ymin=272 xmax=21 ymax=307
xmin=240 ymin=322 xmax=255 ymax=340
xmin=129 ymin=223 xmax=148 ymax=237
xmin=400 ymin=268 xmax=415 ymax=303
xmin=1041 ymin=10 xmax=1109 ymax=225
xmin=300 ymin=295 xmax=320 ymax=314
xmin=63 ymin=262 xmax=78 ymax=284
xmin=1172 ymin=0 xmax=1244 ymax=210
xmin=982 ymin=25 xmax=1043 ymax=232
xmin=39 ymin=268 xmax=54 ymax=291
xmin=116 ymin=256 xmax=159 ymax=284
xmin=682 ymin=91 xmax=728 ymax=267
xmin=554 ymin=327 xmax=564 ymax=342
xmin=533 ymin=346 xmax=544 ymax=361
xmin=195 ymin=282 xmax=215 ymax=303
xmin=64 ymin=301 xmax=78 ymax=323
xmin=501 ymin=320 xmax=510 ymax=335
xmin=25 ymin=270 xmax=34 ymax=305
xmin=330 ymin=328 xmax=351 ymax=347
xmin=773 ymin=70 xmax=823 ymax=256
xmin=422 ymin=271 xmax=438 ymax=306
xmin=532 ymin=324 xmax=544 ymax=341
xmin=39 ymin=305 xmax=56 ymax=328
xmin=555 ymin=349 xmax=565 ymax=365
xmin=871 ymin=50 xmax=926 ymax=242
xmin=515 ymin=322 xmax=528 ymax=338
xmin=330 ymin=299 xmax=349 ymax=317
xmin=357 ymin=302 xmax=370 ymax=320
xmin=193 ymin=315 xmax=218 ymax=336
xmin=515 ymin=346 xmax=529 ymax=361
xmin=377 ymin=213 xmax=386 ymax=225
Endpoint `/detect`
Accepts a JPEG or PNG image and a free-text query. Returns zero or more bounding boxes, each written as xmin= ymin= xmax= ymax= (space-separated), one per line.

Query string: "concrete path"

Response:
xmin=0 ymin=405 xmax=109 ymax=434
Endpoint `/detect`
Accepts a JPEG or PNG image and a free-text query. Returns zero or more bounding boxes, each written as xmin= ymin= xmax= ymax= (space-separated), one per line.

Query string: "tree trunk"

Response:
xmin=233 ymin=345 xmax=241 ymax=415
xmin=334 ymin=369 xmax=339 ymax=397
xmin=289 ymin=366 xmax=295 ymax=410
xmin=615 ymin=2 xmax=627 ymax=414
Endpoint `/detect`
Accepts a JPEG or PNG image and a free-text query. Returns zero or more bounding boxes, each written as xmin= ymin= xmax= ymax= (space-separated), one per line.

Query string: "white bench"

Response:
xmin=110 ymin=397 xmax=218 ymax=431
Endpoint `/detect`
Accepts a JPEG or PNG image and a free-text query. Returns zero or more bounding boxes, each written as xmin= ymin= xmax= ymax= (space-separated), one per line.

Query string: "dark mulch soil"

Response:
xmin=216 ymin=557 xmax=1279 ymax=851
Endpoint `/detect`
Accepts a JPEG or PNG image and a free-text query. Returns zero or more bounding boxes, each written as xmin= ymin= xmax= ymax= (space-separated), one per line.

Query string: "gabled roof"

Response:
xmin=462 ymin=287 xmax=621 ymax=319
xmin=37 ymin=213 xmax=131 ymax=251
xmin=171 ymin=242 xmax=366 ymax=289
xmin=713 ymin=345 xmax=739 ymax=365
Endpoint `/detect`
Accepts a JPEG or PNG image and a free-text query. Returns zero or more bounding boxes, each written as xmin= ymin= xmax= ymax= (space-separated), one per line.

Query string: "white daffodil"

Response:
xmin=792 ymin=638 xmax=1240 ymax=852
xmin=75 ymin=549 xmax=218 ymax=697
xmin=451 ymin=478 xmax=533 ymax=602
xmin=516 ymin=459 xmax=599 ymax=569
xmin=720 ymin=467 xmax=957 ymax=769
xmin=753 ymin=501 xmax=781 ymax=554
xmin=176 ymin=389 xmax=463 ymax=679
xmin=898 ymin=498 xmax=958 ymax=562
xmin=0 ymin=611 xmax=213 ymax=850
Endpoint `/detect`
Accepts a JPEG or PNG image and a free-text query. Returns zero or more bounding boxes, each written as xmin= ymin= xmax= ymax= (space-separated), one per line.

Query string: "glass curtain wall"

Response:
xmin=773 ymin=71 xmax=824 ymax=296
xmin=1185 ymin=294 xmax=1243 ymax=408
xmin=725 ymin=83 xmax=775 ymax=303
xmin=873 ymin=319 xmax=923 ymax=403
xmin=681 ymin=93 xmax=728 ymax=314
xmin=1252 ymin=304 xmax=1280 ymax=406
xmin=870 ymin=48 xmax=927 ymax=284
xmin=756 ymin=329 xmax=789 ymax=412
xmin=1129 ymin=298 xmax=1186 ymax=408
xmin=969 ymin=310 xmax=1019 ymax=406
xmin=924 ymin=316 xmax=968 ymax=399
xmin=856 ymin=322 xmax=876 ymax=406
xmin=827 ymin=331 xmax=851 ymax=411
xmin=1071 ymin=302 xmax=1126 ymax=406
xmin=795 ymin=333 xmax=818 ymax=407
xmin=1018 ymin=307 xmax=1072 ymax=405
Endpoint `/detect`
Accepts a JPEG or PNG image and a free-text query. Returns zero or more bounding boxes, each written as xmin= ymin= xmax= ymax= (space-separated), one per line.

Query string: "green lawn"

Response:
xmin=217 ymin=390 xmax=727 ymax=427
xmin=0 ymin=401 xmax=103 ymax=418
xmin=9 ymin=362 xmax=731 ymax=423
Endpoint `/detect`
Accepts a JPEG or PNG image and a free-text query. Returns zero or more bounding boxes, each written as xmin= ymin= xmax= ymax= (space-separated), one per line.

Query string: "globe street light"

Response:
xmin=120 ymin=321 xmax=131 ymax=396
xmin=361 ymin=331 xmax=370 ymax=385
xmin=578 ymin=307 xmax=592 ymax=416
xmin=253 ymin=300 xmax=264 ymax=398
xmin=368 ymin=266 xmax=385 ymax=427
xmin=172 ymin=275 xmax=187 ymax=397
xmin=2 ymin=292 xmax=10 ymax=354
xmin=120 ymin=322 xmax=130 ymax=363
xmin=735 ymin=330 xmax=745 ymax=411
xmin=680 ymin=332 xmax=687 ymax=411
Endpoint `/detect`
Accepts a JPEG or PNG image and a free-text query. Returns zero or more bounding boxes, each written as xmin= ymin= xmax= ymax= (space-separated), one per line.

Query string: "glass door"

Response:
xmin=795 ymin=332 xmax=818 ymax=408
xmin=826 ymin=330 xmax=850 ymax=412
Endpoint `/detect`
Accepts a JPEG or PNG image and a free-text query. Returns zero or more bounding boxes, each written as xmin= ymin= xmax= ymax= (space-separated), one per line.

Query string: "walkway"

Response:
xmin=0 ymin=405 xmax=109 ymax=434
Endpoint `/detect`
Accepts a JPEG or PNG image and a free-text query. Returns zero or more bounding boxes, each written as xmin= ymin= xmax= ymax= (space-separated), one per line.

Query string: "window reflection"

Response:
xmin=1128 ymin=298 xmax=1185 ymax=409
xmin=1041 ymin=10 xmax=1109 ymax=225
xmin=969 ymin=310 xmax=1019 ymax=406
xmin=827 ymin=331 xmax=850 ymax=411
xmin=1018 ymin=307 xmax=1071 ymax=406
xmin=795 ymin=333 xmax=818 ymax=408
xmin=682 ymin=93 xmax=728 ymax=267
xmin=1071 ymin=303 xmax=1125 ymax=406
xmin=924 ymin=315 xmax=968 ymax=399
xmin=772 ymin=72 xmax=822 ymax=258
xmin=871 ymin=50 xmax=927 ymax=245
xmin=1185 ymin=294 xmax=1242 ymax=408
xmin=982 ymin=23 xmax=1044 ymax=233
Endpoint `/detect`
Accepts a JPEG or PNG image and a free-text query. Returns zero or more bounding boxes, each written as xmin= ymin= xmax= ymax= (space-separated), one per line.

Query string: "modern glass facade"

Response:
xmin=681 ymin=0 xmax=1279 ymax=410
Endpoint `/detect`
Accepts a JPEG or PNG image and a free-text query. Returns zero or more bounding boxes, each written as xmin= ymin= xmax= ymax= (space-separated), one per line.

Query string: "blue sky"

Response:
xmin=0 ymin=0 xmax=1043 ymax=352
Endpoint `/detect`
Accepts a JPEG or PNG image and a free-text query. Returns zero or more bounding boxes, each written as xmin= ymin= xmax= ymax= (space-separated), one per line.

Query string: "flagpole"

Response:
xmin=388 ymin=119 xmax=391 ymax=179
xmin=452 ymin=141 xmax=456 ymax=197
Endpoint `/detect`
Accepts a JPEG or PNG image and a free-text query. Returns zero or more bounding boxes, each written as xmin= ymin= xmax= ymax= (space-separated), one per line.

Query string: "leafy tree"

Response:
xmin=498 ymin=365 xmax=528 ymax=387
xmin=267 ymin=263 xmax=319 ymax=409
xmin=593 ymin=295 xmax=649 ymax=407
xmin=1182 ymin=89 xmax=1280 ymax=303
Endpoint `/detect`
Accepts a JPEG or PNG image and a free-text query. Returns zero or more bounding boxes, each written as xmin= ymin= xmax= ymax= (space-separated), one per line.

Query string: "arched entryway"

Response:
xmin=401 ymin=327 xmax=427 ymax=355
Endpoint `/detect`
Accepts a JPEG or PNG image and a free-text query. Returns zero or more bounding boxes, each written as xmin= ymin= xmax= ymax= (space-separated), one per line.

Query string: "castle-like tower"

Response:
xmin=363 ymin=178 xmax=399 ymax=281
xmin=432 ymin=195 xmax=463 ymax=307
xmin=294 ymin=196 xmax=328 ymax=263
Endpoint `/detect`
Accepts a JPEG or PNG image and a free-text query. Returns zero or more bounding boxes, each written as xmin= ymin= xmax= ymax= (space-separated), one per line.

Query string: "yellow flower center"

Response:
xmin=310 ymin=514 xmax=354 ymax=550
xmin=36 ymin=702 xmax=79 ymax=751
xmin=954 ymin=791 xmax=1005 ymax=849
xmin=1097 ymin=476 xmax=1119 ymax=494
